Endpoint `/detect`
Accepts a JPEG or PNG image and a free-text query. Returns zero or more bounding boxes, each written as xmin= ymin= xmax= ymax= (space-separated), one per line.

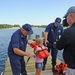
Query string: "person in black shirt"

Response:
xmin=56 ymin=6 xmax=75 ymax=75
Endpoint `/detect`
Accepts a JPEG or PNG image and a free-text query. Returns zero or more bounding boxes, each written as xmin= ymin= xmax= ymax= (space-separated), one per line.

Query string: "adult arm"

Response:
xmin=44 ymin=32 xmax=48 ymax=42
xmin=13 ymin=48 xmax=35 ymax=57
xmin=44 ymin=24 xmax=51 ymax=45
xmin=12 ymin=34 xmax=35 ymax=57
xmin=56 ymin=30 xmax=68 ymax=50
xmin=44 ymin=32 xmax=49 ymax=46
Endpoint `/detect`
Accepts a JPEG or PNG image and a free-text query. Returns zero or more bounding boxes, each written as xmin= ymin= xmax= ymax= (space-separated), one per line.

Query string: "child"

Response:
xmin=34 ymin=38 xmax=47 ymax=75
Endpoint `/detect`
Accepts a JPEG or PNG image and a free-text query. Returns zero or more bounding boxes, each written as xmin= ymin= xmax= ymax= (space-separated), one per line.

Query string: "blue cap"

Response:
xmin=63 ymin=6 xmax=75 ymax=18
xmin=55 ymin=17 xmax=61 ymax=25
xmin=22 ymin=23 xmax=33 ymax=35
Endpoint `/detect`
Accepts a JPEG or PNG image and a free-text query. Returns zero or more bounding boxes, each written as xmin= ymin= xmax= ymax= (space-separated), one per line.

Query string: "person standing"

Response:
xmin=8 ymin=24 xmax=35 ymax=75
xmin=56 ymin=6 xmax=75 ymax=75
xmin=42 ymin=17 xmax=63 ymax=73
xmin=34 ymin=38 xmax=45 ymax=75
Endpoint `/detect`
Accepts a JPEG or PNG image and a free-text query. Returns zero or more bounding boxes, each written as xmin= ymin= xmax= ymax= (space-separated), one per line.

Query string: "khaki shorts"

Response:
xmin=65 ymin=67 xmax=75 ymax=75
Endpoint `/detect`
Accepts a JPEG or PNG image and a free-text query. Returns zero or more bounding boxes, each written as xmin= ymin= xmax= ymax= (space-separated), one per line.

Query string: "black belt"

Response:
xmin=68 ymin=65 xmax=75 ymax=69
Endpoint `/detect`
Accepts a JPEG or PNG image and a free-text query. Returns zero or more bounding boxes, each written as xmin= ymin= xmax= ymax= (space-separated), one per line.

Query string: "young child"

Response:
xmin=34 ymin=38 xmax=47 ymax=75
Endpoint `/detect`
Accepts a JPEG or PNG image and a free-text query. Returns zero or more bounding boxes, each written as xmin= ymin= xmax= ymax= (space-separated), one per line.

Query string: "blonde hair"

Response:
xmin=36 ymin=38 xmax=43 ymax=45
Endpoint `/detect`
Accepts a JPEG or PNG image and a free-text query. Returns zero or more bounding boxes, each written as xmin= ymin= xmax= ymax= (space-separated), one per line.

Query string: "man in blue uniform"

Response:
xmin=8 ymin=24 xmax=35 ymax=75
xmin=42 ymin=17 xmax=63 ymax=73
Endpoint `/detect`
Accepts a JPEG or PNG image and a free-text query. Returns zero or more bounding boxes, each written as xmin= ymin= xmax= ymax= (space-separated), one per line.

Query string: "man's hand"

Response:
xmin=53 ymin=42 xmax=56 ymax=44
xmin=28 ymin=53 xmax=36 ymax=58
xmin=44 ymin=40 xmax=49 ymax=46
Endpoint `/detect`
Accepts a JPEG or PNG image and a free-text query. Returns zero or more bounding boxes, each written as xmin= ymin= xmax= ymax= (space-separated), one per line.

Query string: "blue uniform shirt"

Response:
xmin=45 ymin=23 xmax=63 ymax=45
xmin=8 ymin=29 xmax=28 ymax=59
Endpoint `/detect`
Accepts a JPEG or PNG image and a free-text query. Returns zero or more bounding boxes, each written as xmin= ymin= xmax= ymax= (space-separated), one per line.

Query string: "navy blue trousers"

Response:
xmin=9 ymin=57 xmax=27 ymax=75
xmin=43 ymin=46 xmax=58 ymax=67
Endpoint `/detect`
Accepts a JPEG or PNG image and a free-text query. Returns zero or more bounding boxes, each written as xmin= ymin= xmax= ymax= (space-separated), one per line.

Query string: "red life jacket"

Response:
xmin=30 ymin=42 xmax=37 ymax=50
xmin=30 ymin=42 xmax=50 ymax=59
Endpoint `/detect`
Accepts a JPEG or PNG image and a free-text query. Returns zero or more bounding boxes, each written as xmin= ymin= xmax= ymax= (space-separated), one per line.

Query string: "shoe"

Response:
xmin=42 ymin=66 xmax=45 ymax=71
xmin=52 ymin=66 xmax=55 ymax=73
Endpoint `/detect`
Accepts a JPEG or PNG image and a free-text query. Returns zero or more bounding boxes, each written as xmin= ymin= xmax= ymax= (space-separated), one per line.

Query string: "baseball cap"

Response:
xmin=55 ymin=17 xmax=61 ymax=25
xmin=63 ymin=6 xmax=75 ymax=18
xmin=22 ymin=23 xmax=33 ymax=35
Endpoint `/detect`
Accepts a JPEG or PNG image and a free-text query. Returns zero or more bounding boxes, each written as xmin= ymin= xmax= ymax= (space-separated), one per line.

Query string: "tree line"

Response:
xmin=0 ymin=24 xmax=64 ymax=29
xmin=0 ymin=24 xmax=47 ymax=29
xmin=0 ymin=24 xmax=20 ymax=29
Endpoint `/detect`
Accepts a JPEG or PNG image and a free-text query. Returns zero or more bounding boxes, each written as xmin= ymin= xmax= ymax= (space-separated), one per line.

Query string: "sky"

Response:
xmin=0 ymin=0 xmax=75 ymax=26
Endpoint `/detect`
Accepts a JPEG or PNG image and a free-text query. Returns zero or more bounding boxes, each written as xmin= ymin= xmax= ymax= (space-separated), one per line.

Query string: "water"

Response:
xmin=0 ymin=28 xmax=45 ymax=73
xmin=0 ymin=28 xmax=64 ymax=73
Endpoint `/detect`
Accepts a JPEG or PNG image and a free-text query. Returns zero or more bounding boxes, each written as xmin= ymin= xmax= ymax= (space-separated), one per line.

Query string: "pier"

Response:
xmin=4 ymin=44 xmax=61 ymax=75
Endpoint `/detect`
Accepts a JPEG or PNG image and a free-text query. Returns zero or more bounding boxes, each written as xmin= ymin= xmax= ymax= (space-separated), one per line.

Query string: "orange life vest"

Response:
xmin=54 ymin=62 xmax=67 ymax=74
xmin=30 ymin=42 xmax=37 ymax=50
xmin=30 ymin=42 xmax=50 ymax=59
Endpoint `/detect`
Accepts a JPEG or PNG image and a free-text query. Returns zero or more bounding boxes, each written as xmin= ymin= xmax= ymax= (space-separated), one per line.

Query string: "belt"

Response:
xmin=68 ymin=65 xmax=75 ymax=69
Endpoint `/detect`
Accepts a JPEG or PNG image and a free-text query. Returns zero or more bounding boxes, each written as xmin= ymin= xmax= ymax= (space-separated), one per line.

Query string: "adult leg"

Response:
xmin=42 ymin=46 xmax=50 ymax=70
xmin=21 ymin=57 xmax=27 ymax=75
xmin=9 ymin=58 xmax=21 ymax=75
xmin=51 ymin=48 xmax=58 ymax=72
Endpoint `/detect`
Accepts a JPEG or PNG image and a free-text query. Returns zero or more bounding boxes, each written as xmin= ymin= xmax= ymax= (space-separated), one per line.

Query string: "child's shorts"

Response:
xmin=35 ymin=62 xmax=43 ymax=69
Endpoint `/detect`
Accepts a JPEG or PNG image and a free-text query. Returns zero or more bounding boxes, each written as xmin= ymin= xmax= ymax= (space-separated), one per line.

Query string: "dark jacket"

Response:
xmin=56 ymin=23 xmax=75 ymax=67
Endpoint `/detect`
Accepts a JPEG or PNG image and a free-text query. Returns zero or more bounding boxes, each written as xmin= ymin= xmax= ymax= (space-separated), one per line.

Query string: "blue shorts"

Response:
xmin=35 ymin=62 xmax=43 ymax=69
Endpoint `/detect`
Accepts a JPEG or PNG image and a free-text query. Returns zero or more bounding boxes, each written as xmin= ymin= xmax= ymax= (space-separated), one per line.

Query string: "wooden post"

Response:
xmin=42 ymin=31 xmax=44 ymax=37
xmin=36 ymin=34 xmax=40 ymax=39
xmin=28 ymin=35 xmax=32 ymax=40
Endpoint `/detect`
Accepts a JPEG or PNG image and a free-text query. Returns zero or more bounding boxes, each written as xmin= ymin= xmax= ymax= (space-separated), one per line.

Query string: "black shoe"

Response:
xmin=42 ymin=66 xmax=45 ymax=71
xmin=52 ymin=67 xmax=55 ymax=73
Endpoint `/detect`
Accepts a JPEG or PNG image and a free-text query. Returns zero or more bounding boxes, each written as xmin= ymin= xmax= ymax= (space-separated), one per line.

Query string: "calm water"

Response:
xmin=0 ymin=28 xmax=45 ymax=73
xmin=0 ymin=28 xmax=63 ymax=73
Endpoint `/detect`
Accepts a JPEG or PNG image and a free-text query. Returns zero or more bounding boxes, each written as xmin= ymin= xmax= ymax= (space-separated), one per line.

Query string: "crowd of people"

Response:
xmin=8 ymin=6 xmax=75 ymax=75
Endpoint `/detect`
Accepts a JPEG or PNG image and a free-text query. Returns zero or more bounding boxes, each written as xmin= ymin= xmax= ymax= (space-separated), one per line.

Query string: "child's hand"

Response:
xmin=36 ymin=46 xmax=41 ymax=51
xmin=28 ymin=41 xmax=31 ymax=45
xmin=28 ymin=53 xmax=36 ymax=58
xmin=45 ymin=47 xmax=48 ymax=49
xmin=49 ymin=53 xmax=50 ymax=56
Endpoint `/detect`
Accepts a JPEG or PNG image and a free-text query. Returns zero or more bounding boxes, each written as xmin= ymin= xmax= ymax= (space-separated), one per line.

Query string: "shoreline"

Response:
xmin=0 ymin=27 xmax=20 ymax=30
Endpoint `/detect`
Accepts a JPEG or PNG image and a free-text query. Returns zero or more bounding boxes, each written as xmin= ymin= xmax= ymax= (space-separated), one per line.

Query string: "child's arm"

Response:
xmin=45 ymin=47 xmax=48 ymax=49
xmin=34 ymin=46 xmax=41 ymax=54
xmin=43 ymin=45 xmax=48 ymax=50
xmin=27 ymin=41 xmax=31 ymax=45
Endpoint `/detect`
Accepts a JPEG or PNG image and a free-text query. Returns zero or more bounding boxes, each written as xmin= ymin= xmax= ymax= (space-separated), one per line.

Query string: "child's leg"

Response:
xmin=35 ymin=68 xmax=42 ymax=75
xmin=38 ymin=68 xmax=42 ymax=75
xmin=35 ymin=69 xmax=40 ymax=75
xmin=35 ymin=63 xmax=43 ymax=75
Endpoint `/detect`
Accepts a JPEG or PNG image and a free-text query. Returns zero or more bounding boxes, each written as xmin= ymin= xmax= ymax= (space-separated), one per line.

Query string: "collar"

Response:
xmin=19 ymin=29 xmax=25 ymax=38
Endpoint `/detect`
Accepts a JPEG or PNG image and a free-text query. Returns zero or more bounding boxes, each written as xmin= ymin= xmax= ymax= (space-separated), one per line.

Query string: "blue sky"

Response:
xmin=0 ymin=0 xmax=75 ymax=26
